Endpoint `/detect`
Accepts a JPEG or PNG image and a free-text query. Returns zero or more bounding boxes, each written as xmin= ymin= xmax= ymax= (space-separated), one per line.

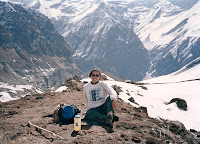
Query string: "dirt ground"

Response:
xmin=0 ymin=80 xmax=199 ymax=144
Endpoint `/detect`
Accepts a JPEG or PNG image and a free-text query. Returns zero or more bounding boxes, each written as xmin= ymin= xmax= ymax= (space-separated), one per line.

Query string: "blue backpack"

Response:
xmin=57 ymin=104 xmax=81 ymax=124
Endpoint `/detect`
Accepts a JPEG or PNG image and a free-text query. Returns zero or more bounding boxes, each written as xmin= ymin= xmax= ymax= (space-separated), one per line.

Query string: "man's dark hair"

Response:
xmin=89 ymin=69 xmax=101 ymax=77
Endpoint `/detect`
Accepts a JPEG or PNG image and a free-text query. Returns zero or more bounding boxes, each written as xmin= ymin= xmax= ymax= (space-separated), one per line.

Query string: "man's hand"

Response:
xmin=112 ymin=100 xmax=117 ymax=110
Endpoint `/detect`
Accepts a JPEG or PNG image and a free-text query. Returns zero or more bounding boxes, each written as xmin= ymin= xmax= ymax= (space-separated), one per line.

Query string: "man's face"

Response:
xmin=90 ymin=71 xmax=100 ymax=84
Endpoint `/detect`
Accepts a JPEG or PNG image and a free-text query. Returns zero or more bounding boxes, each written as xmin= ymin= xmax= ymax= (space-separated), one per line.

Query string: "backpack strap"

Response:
xmin=71 ymin=105 xmax=81 ymax=115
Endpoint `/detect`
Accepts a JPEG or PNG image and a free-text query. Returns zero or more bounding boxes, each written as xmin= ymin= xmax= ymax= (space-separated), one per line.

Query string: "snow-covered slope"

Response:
xmin=135 ymin=59 xmax=200 ymax=131
xmin=132 ymin=0 xmax=200 ymax=78
xmin=143 ymin=57 xmax=200 ymax=83
xmin=0 ymin=82 xmax=43 ymax=102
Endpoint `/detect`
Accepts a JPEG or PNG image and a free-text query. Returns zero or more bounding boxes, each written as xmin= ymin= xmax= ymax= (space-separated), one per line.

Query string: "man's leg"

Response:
xmin=84 ymin=108 xmax=107 ymax=122
xmin=101 ymin=96 xmax=114 ymax=116
xmin=84 ymin=105 xmax=113 ymax=127
xmin=101 ymin=96 xmax=118 ymax=122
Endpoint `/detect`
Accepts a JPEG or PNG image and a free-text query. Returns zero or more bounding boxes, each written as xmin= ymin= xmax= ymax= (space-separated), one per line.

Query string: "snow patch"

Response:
xmin=55 ymin=86 xmax=68 ymax=92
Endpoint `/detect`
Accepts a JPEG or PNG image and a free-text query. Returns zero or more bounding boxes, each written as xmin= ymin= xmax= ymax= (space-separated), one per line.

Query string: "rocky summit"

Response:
xmin=0 ymin=78 xmax=199 ymax=144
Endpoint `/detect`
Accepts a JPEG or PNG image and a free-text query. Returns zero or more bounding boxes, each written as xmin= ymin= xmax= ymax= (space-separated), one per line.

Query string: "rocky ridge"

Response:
xmin=0 ymin=1 xmax=81 ymax=88
xmin=0 ymin=78 xmax=199 ymax=144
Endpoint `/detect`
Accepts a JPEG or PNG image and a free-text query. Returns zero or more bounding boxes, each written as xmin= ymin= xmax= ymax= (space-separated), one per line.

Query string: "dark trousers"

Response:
xmin=84 ymin=96 xmax=114 ymax=123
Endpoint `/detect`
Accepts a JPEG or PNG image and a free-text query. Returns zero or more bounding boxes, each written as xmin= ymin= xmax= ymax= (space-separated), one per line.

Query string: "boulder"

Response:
xmin=168 ymin=98 xmax=187 ymax=110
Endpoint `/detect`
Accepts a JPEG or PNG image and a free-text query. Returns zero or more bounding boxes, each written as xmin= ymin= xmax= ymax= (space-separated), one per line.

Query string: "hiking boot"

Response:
xmin=105 ymin=111 xmax=113 ymax=128
xmin=105 ymin=120 xmax=113 ymax=128
xmin=107 ymin=111 xmax=113 ymax=122
xmin=113 ymin=115 xmax=119 ymax=122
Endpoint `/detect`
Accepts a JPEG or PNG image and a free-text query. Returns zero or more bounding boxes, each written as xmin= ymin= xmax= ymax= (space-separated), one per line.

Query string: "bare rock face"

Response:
xmin=0 ymin=1 xmax=81 ymax=88
xmin=168 ymin=121 xmax=187 ymax=136
xmin=111 ymin=85 xmax=123 ymax=95
xmin=1 ymin=83 xmax=199 ymax=144
xmin=63 ymin=76 xmax=84 ymax=92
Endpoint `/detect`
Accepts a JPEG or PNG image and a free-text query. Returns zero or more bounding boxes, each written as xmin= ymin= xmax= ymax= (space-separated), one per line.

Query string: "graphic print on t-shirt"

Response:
xmin=90 ymin=88 xmax=102 ymax=101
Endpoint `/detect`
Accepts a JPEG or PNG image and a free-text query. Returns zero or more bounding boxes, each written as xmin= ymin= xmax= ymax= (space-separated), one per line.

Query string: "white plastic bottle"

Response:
xmin=74 ymin=114 xmax=81 ymax=131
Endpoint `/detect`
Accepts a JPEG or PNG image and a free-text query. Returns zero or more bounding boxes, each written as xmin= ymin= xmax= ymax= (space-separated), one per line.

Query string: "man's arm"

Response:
xmin=101 ymin=81 xmax=118 ymax=110
xmin=83 ymin=85 xmax=89 ymax=111
xmin=101 ymin=81 xmax=118 ymax=101
xmin=112 ymin=100 xmax=117 ymax=110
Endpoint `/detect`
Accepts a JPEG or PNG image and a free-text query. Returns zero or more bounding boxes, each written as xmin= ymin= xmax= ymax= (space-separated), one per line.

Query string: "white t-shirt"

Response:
xmin=83 ymin=81 xmax=117 ymax=111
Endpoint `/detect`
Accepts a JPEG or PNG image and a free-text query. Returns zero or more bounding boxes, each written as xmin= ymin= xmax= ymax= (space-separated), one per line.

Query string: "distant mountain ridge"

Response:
xmin=0 ymin=1 xmax=81 ymax=88
xmin=1 ymin=0 xmax=200 ymax=81
xmin=3 ymin=0 xmax=150 ymax=81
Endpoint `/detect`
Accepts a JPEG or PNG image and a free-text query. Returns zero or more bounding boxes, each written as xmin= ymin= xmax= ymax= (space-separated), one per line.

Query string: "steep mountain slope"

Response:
xmin=65 ymin=2 xmax=149 ymax=81
xmin=0 ymin=1 xmax=81 ymax=88
xmin=132 ymin=0 xmax=200 ymax=78
xmin=3 ymin=0 xmax=150 ymax=81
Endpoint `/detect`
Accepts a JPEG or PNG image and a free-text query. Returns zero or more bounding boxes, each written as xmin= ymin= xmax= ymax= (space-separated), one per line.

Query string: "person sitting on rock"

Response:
xmin=83 ymin=69 xmax=118 ymax=128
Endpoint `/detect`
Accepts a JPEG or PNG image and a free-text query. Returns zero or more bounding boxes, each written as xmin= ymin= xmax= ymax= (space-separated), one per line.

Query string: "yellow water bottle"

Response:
xmin=74 ymin=114 xmax=81 ymax=131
